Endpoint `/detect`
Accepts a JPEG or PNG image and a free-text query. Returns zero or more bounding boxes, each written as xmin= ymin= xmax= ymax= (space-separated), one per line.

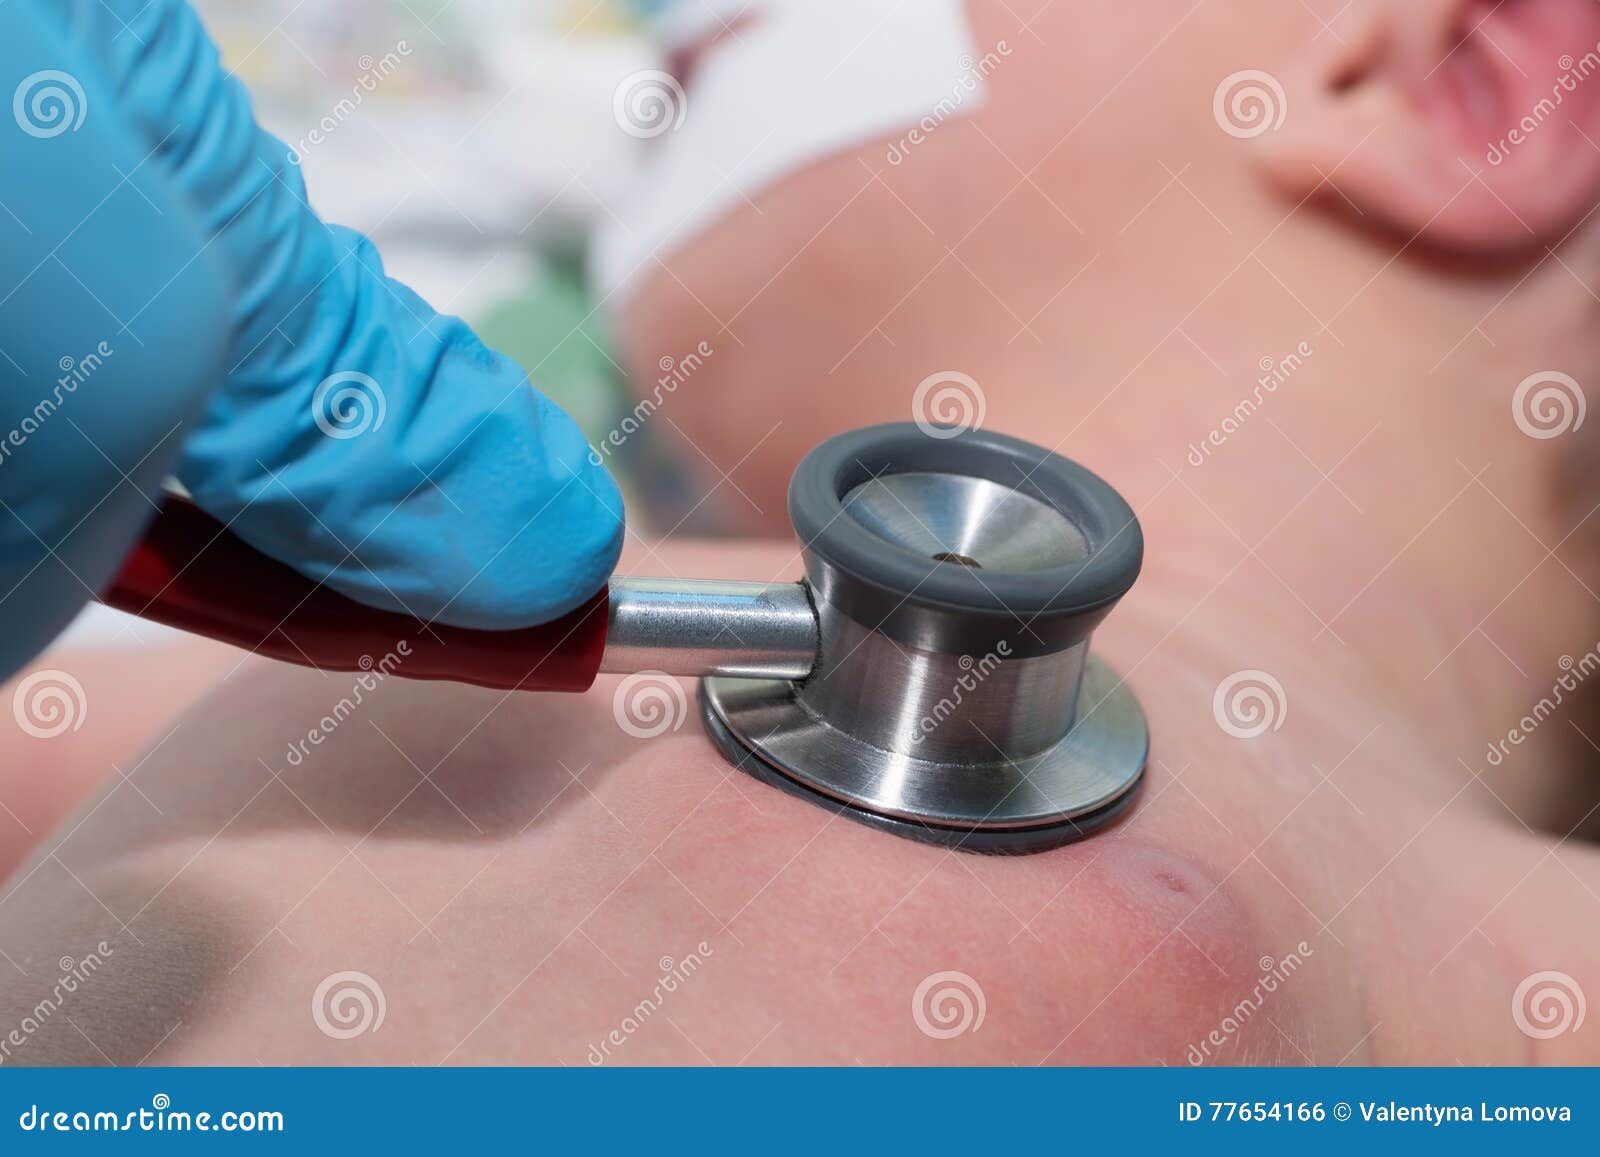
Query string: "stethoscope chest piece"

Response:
xmin=700 ymin=423 xmax=1148 ymax=855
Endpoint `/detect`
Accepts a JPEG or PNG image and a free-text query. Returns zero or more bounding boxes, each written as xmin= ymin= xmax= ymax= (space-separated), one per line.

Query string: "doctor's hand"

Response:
xmin=0 ymin=0 xmax=624 ymax=681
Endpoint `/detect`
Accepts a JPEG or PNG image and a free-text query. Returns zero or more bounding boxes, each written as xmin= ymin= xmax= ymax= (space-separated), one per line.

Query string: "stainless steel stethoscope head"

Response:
xmin=701 ymin=422 xmax=1148 ymax=855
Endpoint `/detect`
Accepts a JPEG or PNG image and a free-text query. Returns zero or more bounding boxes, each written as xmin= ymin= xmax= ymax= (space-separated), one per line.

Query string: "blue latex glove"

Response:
xmin=0 ymin=0 xmax=624 ymax=681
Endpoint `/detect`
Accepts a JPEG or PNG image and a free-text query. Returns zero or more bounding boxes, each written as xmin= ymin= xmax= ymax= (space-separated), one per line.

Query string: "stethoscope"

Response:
xmin=102 ymin=423 xmax=1148 ymax=855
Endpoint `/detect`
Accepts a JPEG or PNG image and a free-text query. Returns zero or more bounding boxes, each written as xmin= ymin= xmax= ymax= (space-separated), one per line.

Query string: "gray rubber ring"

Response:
xmin=788 ymin=423 xmax=1143 ymax=656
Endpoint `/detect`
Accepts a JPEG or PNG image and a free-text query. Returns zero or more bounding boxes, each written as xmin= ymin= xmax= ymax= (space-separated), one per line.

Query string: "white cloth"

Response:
xmin=591 ymin=0 xmax=983 ymax=304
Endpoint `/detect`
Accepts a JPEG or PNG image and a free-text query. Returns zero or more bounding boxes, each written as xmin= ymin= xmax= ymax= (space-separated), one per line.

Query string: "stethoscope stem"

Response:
xmin=102 ymin=495 xmax=822 ymax=691
xmin=599 ymin=578 xmax=817 ymax=681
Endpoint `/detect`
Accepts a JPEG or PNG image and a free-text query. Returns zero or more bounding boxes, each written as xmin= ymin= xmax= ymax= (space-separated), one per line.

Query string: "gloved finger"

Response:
xmin=0 ymin=7 xmax=231 ymax=679
xmin=92 ymin=0 xmax=624 ymax=629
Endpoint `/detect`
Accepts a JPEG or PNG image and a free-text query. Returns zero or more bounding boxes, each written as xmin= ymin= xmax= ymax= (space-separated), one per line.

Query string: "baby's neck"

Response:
xmin=1080 ymin=334 xmax=1597 ymax=786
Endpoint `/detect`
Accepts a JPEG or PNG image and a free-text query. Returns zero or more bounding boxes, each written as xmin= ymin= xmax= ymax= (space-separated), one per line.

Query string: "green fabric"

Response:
xmin=473 ymin=252 xmax=625 ymax=446
xmin=472 ymin=250 xmax=732 ymax=535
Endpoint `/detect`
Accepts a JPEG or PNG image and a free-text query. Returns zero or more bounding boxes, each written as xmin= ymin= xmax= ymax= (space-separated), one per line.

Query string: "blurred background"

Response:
xmin=194 ymin=0 xmax=687 ymax=513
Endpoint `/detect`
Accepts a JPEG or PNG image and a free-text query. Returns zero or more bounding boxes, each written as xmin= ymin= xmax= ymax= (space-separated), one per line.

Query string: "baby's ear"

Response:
xmin=1257 ymin=0 xmax=1600 ymax=252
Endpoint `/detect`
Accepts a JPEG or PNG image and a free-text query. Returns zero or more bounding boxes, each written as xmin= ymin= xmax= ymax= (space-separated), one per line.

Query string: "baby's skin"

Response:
xmin=1 ymin=533 xmax=1594 ymax=1065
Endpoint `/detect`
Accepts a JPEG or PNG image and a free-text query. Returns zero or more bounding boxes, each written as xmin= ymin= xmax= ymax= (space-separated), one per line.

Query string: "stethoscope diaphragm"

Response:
xmin=701 ymin=422 xmax=1147 ymax=854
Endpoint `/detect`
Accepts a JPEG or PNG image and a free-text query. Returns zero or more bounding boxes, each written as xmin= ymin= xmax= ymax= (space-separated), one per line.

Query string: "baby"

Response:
xmin=3 ymin=0 xmax=1599 ymax=1064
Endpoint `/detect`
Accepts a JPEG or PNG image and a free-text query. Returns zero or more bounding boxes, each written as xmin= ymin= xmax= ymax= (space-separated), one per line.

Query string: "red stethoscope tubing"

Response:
xmin=98 ymin=497 xmax=610 ymax=693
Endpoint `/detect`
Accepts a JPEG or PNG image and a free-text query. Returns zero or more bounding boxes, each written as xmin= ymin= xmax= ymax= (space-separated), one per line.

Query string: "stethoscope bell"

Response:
xmin=700 ymin=423 xmax=1148 ymax=855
